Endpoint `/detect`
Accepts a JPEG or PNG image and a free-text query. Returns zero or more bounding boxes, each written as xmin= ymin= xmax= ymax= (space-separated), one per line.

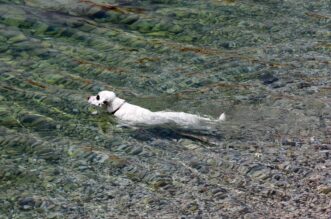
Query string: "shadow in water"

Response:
xmin=124 ymin=121 xmax=224 ymax=146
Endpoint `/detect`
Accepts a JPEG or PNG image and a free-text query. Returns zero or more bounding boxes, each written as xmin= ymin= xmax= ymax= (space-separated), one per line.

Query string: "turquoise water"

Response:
xmin=0 ymin=0 xmax=330 ymax=218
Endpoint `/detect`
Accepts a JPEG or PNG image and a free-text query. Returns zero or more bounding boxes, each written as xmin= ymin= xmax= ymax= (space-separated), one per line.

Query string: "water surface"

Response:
xmin=0 ymin=0 xmax=330 ymax=218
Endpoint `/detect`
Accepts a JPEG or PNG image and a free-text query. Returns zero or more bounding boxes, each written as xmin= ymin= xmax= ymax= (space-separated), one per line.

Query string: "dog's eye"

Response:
xmin=103 ymin=101 xmax=108 ymax=105
xmin=96 ymin=95 xmax=100 ymax=100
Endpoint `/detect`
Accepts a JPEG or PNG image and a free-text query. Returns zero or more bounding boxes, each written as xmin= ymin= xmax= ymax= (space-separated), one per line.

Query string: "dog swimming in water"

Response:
xmin=88 ymin=91 xmax=226 ymax=128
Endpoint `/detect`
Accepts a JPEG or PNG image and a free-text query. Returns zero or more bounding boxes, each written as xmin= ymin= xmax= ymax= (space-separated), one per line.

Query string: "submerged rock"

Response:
xmin=259 ymin=72 xmax=279 ymax=85
xmin=18 ymin=197 xmax=36 ymax=210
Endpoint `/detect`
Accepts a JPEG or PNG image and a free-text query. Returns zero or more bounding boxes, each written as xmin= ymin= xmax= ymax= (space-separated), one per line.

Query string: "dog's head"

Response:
xmin=88 ymin=91 xmax=116 ymax=107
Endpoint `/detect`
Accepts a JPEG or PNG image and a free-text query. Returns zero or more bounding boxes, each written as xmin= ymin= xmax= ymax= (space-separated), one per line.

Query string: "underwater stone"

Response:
xmin=259 ymin=72 xmax=279 ymax=85
xmin=125 ymin=166 xmax=148 ymax=182
xmin=150 ymin=177 xmax=173 ymax=189
xmin=318 ymin=185 xmax=331 ymax=194
xmin=246 ymin=164 xmax=271 ymax=180
xmin=89 ymin=8 xmax=107 ymax=19
xmin=180 ymin=139 xmax=200 ymax=150
xmin=13 ymin=41 xmax=39 ymax=51
xmin=108 ymin=155 xmax=127 ymax=168
xmin=127 ymin=146 xmax=143 ymax=155
xmin=93 ymin=152 xmax=109 ymax=164
xmin=18 ymin=197 xmax=36 ymax=210
xmin=31 ymin=22 xmax=49 ymax=34
xmin=130 ymin=39 xmax=148 ymax=47
xmin=19 ymin=114 xmax=57 ymax=131
xmin=177 ymin=34 xmax=194 ymax=42
xmin=0 ymin=5 xmax=27 ymax=27
xmin=152 ymin=21 xmax=168 ymax=32
xmin=168 ymin=24 xmax=183 ymax=34
xmin=46 ymin=213 xmax=62 ymax=219
xmin=270 ymin=81 xmax=286 ymax=89
xmin=44 ymin=74 xmax=64 ymax=85
xmin=103 ymin=11 xmax=121 ymax=22
xmin=35 ymin=149 xmax=61 ymax=162
xmin=211 ymin=188 xmax=228 ymax=199
xmin=8 ymin=33 xmax=27 ymax=44
xmin=120 ymin=14 xmax=140 ymax=25
xmin=130 ymin=20 xmax=155 ymax=33
xmin=147 ymin=31 xmax=168 ymax=37
xmin=221 ymin=41 xmax=237 ymax=49
xmin=0 ymin=106 xmax=18 ymax=127
xmin=0 ymin=35 xmax=7 ymax=42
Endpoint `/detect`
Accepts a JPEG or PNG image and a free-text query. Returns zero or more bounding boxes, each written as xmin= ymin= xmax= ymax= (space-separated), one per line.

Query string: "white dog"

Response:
xmin=88 ymin=91 xmax=225 ymax=128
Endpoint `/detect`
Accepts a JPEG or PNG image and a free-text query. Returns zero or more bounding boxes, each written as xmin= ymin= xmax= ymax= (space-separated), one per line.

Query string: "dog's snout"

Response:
xmin=87 ymin=96 xmax=91 ymax=100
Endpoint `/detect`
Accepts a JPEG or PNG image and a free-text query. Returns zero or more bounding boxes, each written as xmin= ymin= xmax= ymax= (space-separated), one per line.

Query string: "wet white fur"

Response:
xmin=88 ymin=91 xmax=225 ymax=127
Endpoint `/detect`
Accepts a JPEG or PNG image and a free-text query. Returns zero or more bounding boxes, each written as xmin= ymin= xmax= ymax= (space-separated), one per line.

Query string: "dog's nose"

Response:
xmin=87 ymin=96 xmax=90 ymax=100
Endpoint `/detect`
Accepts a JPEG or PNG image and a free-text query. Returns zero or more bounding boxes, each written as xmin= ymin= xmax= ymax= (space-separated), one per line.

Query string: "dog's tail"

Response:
xmin=218 ymin=113 xmax=226 ymax=121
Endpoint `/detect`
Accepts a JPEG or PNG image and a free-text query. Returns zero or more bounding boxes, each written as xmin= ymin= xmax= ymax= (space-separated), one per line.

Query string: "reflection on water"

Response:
xmin=0 ymin=0 xmax=330 ymax=217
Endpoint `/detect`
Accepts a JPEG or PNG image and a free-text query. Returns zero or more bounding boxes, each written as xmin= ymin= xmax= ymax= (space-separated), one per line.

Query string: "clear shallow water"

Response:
xmin=0 ymin=0 xmax=330 ymax=218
